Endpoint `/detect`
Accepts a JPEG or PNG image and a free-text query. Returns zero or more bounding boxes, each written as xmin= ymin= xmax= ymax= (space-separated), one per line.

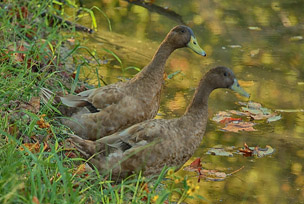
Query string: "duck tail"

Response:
xmin=60 ymin=95 xmax=91 ymax=108
xmin=67 ymin=133 xmax=104 ymax=158
xmin=39 ymin=87 xmax=61 ymax=105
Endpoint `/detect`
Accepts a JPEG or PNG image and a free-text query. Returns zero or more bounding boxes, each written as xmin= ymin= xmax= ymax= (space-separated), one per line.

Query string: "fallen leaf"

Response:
xmin=229 ymin=45 xmax=242 ymax=48
xmin=190 ymin=157 xmax=202 ymax=169
xmin=183 ymin=158 xmax=202 ymax=172
xmin=248 ymin=26 xmax=261 ymax=31
xmin=255 ymin=145 xmax=275 ymax=157
xmin=212 ymin=111 xmax=231 ymax=122
xmin=200 ymin=169 xmax=227 ymax=181
xmin=32 ymin=196 xmax=39 ymax=204
xmin=222 ymin=121 xmax=256 ymax=132
xmin=289 ymin=36 xmax=303 ymax=41
xmin=206 ymin=147 xmax=233 ymax=157
xmin=220 ymin=117 xmax=242 ymax=124
xmin=239 ymin=144 xmax=275 ymax=157
xmin=229 ymin=110 xmax=250 ymax=116
xmin=65 ymin=151 xmax=77 ymax=158
xmin=267 ymin=115 xmax=282 ymax=122
xmin=19 ymin=142 xmax=40 ymax=153
xmin=18 ymin=97 xmax=40 ymax=114
xmin=275 ymin=109 xmax=304 ymax=113
xmin=73 ymin=164 xmax=86 ymax=175
xmin=36 ymin=114 xmax=50 ymax=129
xmin=241 ymin=107 xmax=262 ymax=115
xmin=239 ymin=143 xmax=253 ymax=157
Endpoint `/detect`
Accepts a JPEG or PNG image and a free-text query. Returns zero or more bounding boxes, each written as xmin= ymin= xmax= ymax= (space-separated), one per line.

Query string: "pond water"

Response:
xmin=74 ymin=0 xmax=304 ymax=203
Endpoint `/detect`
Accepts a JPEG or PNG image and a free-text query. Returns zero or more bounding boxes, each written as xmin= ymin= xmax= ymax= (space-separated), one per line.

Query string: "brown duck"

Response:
xmin=42 ymin=25 xmax=206 ymax=140
xmin=68 ymin=66 xmax=250 ymax=179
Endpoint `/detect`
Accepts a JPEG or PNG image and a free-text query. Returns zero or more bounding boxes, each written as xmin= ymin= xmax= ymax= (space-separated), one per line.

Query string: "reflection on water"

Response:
xmin=75 ymin=0 xmax=304 ymax=203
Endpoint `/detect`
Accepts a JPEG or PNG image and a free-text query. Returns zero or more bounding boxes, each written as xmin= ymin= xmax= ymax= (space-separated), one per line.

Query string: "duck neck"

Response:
xmin=134 ymin=41 xmax=175 ymax=81
xmin=184 ymin=78 xmax=213 ymax=117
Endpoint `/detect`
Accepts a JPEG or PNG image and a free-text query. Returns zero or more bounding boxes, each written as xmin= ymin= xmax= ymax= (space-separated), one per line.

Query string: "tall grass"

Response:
xmin=0 ymin=0 xmax=203 ymax=203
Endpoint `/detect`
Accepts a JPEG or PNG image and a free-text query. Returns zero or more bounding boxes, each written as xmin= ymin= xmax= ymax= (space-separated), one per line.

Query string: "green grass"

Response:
xmin=0 ymin=1 xmax=203 ymax=203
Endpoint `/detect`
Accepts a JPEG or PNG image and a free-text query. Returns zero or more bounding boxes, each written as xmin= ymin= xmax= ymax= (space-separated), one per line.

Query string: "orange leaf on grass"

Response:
xmin=65 ymin=151 xmax=77 ymax=158
xmin=19 ymin=142 xmax=40 ymax=153
xmin=73 ymin=164 xmax=87 ymax=175
xmin=37 ymin=114 xmax=50 ymax=129
xmin=32 ymin=196 xmax=39 ymax=204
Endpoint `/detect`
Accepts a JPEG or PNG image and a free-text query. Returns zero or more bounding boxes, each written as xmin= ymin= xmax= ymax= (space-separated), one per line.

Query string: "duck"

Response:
xmin=68 ymin=66 xmax=250 ymax=179
xmin=42 ymin=25 xmax=206 ymax=140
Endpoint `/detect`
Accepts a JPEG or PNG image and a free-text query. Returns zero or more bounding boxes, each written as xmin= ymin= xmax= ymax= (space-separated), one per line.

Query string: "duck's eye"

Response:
xmin=224 ymin=72 xmax=228 ymax=76
xmin=180 ymin=29 xmax=185 ymax=33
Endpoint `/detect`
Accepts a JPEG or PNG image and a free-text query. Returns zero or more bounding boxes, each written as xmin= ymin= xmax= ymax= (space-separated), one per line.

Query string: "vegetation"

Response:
xmin=0 ymin=1 xmax=203 ymax=203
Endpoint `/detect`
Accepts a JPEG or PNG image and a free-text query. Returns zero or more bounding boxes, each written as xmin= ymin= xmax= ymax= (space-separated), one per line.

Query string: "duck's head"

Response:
xmin=206 ymin=66 xmax=250 ymax=98
xmin=166 ymin=25 xmax=206 ymax=56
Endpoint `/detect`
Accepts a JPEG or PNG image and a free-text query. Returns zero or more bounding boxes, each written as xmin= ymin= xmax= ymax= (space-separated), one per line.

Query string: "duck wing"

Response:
xmin=60 ymin=82 xmax=126 ymax=110
xmin=99 ymin=119 xmax=163 ymax=152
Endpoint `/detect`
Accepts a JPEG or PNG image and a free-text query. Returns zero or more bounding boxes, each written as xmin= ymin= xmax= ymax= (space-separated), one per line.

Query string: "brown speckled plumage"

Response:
xmin=68 ymin=66 xmax=249 ymax=179
xmin=52 ymin=25 xmax=206 ymax=140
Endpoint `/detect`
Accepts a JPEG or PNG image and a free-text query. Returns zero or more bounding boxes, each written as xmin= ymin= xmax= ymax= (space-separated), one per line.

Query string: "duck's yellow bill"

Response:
xmin=230 ymin=79 xmax=250 ymax=98
xmin=187 ymin=36 xmax=206 ymax=56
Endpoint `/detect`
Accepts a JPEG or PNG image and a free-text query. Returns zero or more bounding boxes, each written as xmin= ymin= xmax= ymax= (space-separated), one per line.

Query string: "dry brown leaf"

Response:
xmin=222 ymin=121 xmax=256 ymax=132
xmin=73 ymin=164 xmax=87 ymax=175
xmin=19 ymin=97 xmax=40 ymax=114
xmin=32 ymin=196 xmax=39 ymax=204
xmin=239 ymin=143 xmax=253 ymax=157
xmin=19 ymin=142 xmax=40 ymax=153
xmin=65 ymin=151 xmax=77 ymax=158
xmin=37 ymin=114 xmax=50 ymax=129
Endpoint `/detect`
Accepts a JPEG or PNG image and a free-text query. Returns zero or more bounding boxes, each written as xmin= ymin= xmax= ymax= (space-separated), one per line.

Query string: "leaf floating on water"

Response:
xmin=212 ymin=101 xmax=281 ymax=132
xmin=220 ymin=117 xmax=242 ymax=124
xmin=238 ymin=101 xmax=261 ymax=109
xmin=221 ymin=121 xmax=256 ymax=132
xmin=256 ymin=145 xmax=274 ymax=157
xmin=241 ymin=107 xmax=262 ymax=115
xmin=190 ymin=157 xmax=202 ymax=169
xmin=211 ymin=111 xmax=231 ymax=122
xmin=267 ymin=115 xmax=282 ymax=122
xmin=289 ymin=36 xmax=303 ymax=41
xmin=229 ymin=110 xmax=250 ymax=116
xmin=275 ymin=109 xmax=304 ymax=113
xmin=206 ymin=147 xmax=234 ymax=157
xmin=183 ymin=157 xmax=202 ymax=172
xmin=228 ymin=45 xmax=242 ymax=48
xmin=239 ymin=143 xmax=253 ymax=157
xmin=184 ymin=163 xmax=245 ymax=182
xmin=248 ymin=26 xmax=262 ymax=31
xmin=239 ymin=143 xmax=275 ymax=158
